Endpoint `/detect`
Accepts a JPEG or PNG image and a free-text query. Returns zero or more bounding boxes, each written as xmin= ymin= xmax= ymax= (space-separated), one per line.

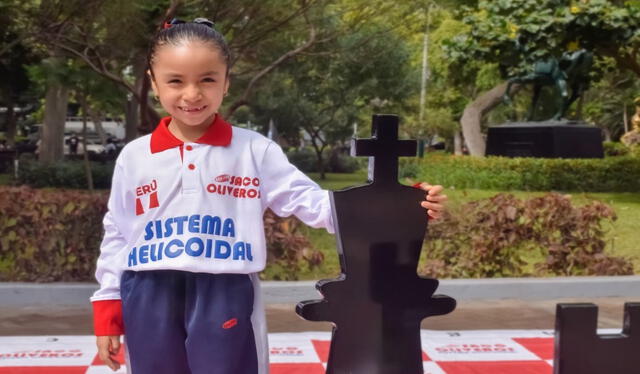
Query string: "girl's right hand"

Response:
xmin=96 ymin=335 xmax=122 ymax=371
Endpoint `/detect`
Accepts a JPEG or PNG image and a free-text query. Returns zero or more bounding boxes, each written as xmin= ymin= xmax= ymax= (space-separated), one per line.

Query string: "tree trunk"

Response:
xmin=124 ymin=56 xmax=146 ymax=142
xmin=139 ymin=72 xmax=161 ymax=134
xmin=80 ymin=94 xmax=94 ymax=191
xmin=310 ymin=139 xmax=326 ymax=180
xmin=125 ymin=95 xmax=139 ymax=142
xmin=602 ymin=127 xmax=612 ymax=142
xmin=460 ymin=82 xmax=521 ymax=157
xmin=39 ymin=82 xmax=69 ymax=163
xmin=453 ymin=131 xmax=463 ymax=155
xmin=4 ymin=93 xmax=17 ymax=148
xmin=89 ymin=108 xmax=107 ymax=145
xmin=315 ymin=147 xmax=326 ymax=180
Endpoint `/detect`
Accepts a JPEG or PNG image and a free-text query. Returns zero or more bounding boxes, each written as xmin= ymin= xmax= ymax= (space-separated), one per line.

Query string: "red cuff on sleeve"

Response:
xmin=92 ymin=300 xmax=125 ymax=336
xmin=412 ymin=182 xmax=423 ymax=188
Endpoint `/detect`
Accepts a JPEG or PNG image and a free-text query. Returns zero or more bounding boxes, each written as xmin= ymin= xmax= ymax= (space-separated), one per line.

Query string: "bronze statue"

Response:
xmin=632 ymin=97 xmax=640 ymax=132
xmin=503 ymin=49 xmax=593 ymax=121
xmin=621 ymin=97 xmax=640 ymax=147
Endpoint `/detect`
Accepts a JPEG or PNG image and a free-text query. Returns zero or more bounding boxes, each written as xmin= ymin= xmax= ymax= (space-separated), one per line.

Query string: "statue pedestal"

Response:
xmin=485 ymin=121 xmax=603 ymax=158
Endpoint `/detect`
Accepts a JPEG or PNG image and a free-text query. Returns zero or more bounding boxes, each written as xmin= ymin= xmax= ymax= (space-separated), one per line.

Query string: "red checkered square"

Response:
xmin=0 ymin=368 xmax=87 ymax=374
xmin=436 ymin=360 xmax=553 ymax=374
xmin=270 ymin=363 xmax=326 ymax=374
xmin=513 ymin=338 xmax=554 ymax=360
xmin=311 ymin=339 xmax=330 ymax=363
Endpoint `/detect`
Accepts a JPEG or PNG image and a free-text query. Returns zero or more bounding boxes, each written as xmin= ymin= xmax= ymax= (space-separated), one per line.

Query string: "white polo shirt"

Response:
xmin=91 ymin=115 xmax=334 ymax=339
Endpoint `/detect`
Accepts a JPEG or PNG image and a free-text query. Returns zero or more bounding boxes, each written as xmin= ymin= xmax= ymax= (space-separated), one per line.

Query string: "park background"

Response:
xmin=1 ymin=0 xmax=640 ymax=284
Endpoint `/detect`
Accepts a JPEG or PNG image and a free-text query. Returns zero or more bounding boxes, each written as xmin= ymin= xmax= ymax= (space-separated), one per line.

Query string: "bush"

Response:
xmin=414 ymin=154 xmax=640 ymax=192
xmin=287 ymin=147 xmax=364 ymax=174
xmin=603 ymin=142 xmax=630 ymax=157
xmin=0 ymin=186 xmax=321 ymax=281
xmin=286 ymin=148 xmax=319 ymax=173
xmin=17 ymin=160 xmax=115 ymax=189
xmin=328 ymin=149 xmax=362 ymax=173
xmin=261 ymin=210 xmax=324 ymax=280
xmin=399 ymin=159 xmax=420 ymax=179
xmin=421 ymin=192 xmax=633 ymax=278
xmin=0 ymin=186 xmax=109 ymax=281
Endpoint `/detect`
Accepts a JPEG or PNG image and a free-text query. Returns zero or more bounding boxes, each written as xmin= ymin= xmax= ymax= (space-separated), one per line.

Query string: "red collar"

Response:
xmin=150 ymin=115 xmax=232 ymax=153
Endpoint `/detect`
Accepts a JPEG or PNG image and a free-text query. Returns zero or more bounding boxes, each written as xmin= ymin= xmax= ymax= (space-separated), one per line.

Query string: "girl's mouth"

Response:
xmin=178 ymin=105 xmax=207 ymax=113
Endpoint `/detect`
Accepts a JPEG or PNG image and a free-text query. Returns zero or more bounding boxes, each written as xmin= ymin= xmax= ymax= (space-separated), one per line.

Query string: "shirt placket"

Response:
xmin=182 ymin=143 xmax=199 ymax=194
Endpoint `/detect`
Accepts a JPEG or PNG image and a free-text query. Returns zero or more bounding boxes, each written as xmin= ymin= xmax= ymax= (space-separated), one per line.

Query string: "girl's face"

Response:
xmin=150 ymin=41 xmax=229 ymax=128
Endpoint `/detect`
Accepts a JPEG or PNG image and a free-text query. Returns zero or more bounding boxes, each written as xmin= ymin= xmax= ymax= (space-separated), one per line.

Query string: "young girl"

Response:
xmin=91 ymin=18 xmax=447 ymax=374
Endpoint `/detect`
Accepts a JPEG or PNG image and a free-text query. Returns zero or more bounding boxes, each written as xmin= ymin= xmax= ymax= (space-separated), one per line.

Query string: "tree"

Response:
xmin=29 ymin=0 xmax=337 ymax=136
xmin=35 ymin=57 xmax=72 ymax=163
xmin=250 ymin=19 xmax=415 ymax=179
xmin=444 ymin=0 xmax=640 ymax=155
xmin=0 ymin=0 xmax=39 ymax=148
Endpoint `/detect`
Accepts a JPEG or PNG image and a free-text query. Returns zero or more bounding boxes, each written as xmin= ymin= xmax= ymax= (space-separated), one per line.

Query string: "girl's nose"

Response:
xmin=183 ymin=85 xmax=202 ymax=101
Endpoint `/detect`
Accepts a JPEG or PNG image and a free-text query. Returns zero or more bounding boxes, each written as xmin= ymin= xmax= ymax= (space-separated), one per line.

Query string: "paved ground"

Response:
xmin=0 ymin=297 xmax=633 ymax=336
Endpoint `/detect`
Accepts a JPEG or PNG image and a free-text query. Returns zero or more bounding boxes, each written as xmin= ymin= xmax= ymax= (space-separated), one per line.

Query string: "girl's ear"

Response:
xmin=148 ymin=70 xmax=159 ymax=97
xmin=223 ymin=75 xmax=230 ymax=96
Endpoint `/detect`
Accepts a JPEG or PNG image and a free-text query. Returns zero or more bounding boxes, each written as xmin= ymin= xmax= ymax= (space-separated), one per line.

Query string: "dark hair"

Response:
xmin=147 ymin=18 xmax=232 ymax=78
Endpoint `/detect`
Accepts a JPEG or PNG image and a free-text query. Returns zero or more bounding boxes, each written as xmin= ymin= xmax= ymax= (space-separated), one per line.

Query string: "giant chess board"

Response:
xmin=2 ymin=329 xmax=621 ymax=373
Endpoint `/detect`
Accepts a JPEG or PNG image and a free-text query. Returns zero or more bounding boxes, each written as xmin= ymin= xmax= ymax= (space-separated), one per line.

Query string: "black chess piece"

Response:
xmin=554 ymin=302 xmax=640 ymax=374
xmin=296 ymin=114 xmax=456 ymax=374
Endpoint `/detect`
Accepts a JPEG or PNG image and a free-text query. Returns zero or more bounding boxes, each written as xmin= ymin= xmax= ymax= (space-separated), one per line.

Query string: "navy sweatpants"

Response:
xmin=120 ymin=270 xmax=258 ymax=374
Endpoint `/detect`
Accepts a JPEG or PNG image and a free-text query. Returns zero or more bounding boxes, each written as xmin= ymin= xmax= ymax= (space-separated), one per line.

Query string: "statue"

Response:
xmin=487 ymin=45 xmax=603 ymax=159
xmin=503 ymin=49 xmax=593 ymax=121
xmin=621 ymin=97 xmax=640 ymax=147
xmin=632 ymin=97 xmax=640 ymax=132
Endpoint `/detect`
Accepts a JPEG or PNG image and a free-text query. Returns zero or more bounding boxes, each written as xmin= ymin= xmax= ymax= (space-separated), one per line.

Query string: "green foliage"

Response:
xmin=0 ymin=186 xmax=108 ymax=281
xmin=17 ymin=160 xmax=115 ymax=189
xmin=412 ymin=154 xmax=640 ymax=192
xmin=260 ymin=210 xmax=324 ymax=281
xmin=0 ymin=186 xmax=321 ymax=281
xmin=603 ymin=141 xmax=630 ymax=157
xmin=328 ymin=149 xmax=362 ymax=173
xmin=422 ymin=192 xmax=633 ymax=278
xmin=286 ymin=148 xmax=363 ymax=173
xmin=286 ymin=148 xmax=318 ymax=173
xmin=445 ymin=0 xmax=640 ymax=78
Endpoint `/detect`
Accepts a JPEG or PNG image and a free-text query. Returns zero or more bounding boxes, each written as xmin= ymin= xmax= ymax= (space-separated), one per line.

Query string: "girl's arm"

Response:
xmin=91 ymin=161 xmax=128 ymax=336
xmin=259 ymin=142 xmax=335 ymax=233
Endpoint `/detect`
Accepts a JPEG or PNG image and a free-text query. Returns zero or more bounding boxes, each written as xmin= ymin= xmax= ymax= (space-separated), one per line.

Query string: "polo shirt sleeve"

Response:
xmin=90 ymin=159 xmax=128 ymax=335
xmin=260 ymin=142 xmax=335 ymax=234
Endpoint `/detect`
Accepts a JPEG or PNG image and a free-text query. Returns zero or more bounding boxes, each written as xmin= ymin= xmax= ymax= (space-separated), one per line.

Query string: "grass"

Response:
xmin=0 ymin=173 xmax=12 ymax=185
xmin=293 ymin=171 xmax=640 ymax=279
xmin=306 ymin=171 xmax=369 ymax=190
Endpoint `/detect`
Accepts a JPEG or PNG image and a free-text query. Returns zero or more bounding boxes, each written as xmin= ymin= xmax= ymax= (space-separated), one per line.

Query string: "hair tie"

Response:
xmin=163 ymin=18 xmax=185 ymax=29
xmin=193 ymin=17 xmax=215 ymax=29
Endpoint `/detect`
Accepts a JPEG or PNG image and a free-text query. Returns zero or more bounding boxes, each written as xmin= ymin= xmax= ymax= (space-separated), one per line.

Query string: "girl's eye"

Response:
xmin=202 ymin=78 xmax=216 ymax=82
xmin=168 ymin=80 xmax=181 ymax=84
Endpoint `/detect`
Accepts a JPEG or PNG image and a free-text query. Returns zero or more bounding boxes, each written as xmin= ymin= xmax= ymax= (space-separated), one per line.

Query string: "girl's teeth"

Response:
xmin=181 ymin=106 xmax=205 ymax=112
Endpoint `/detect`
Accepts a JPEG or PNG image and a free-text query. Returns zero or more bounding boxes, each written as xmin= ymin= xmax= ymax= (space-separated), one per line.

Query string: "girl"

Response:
xmin=91 ymin=18 xmax=447 ymax=374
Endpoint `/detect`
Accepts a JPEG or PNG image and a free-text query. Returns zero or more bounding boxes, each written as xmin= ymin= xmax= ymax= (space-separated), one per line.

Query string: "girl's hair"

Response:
xmin=147 ymin=17 xmax=232 ymax=78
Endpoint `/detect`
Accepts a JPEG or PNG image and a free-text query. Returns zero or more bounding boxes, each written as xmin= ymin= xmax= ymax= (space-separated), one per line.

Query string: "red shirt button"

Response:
xmin=185 ymin=145 xmax=193 ymax=151
xmin=188 ymin=164 xmax=195 ymax=170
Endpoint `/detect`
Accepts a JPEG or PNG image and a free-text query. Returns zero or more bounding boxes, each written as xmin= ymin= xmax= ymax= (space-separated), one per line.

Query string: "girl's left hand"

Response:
xmin=415 ymin=182 xmax=447 ymax=220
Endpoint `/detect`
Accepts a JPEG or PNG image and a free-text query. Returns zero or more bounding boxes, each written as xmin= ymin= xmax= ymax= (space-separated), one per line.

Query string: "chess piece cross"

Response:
xmin=352 ymin=115 xmax=417 ymax=184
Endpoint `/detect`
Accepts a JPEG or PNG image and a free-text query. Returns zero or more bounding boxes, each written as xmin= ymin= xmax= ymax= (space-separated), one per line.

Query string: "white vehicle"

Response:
xmin=64 ymin=133 xmax=105 ymax=155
